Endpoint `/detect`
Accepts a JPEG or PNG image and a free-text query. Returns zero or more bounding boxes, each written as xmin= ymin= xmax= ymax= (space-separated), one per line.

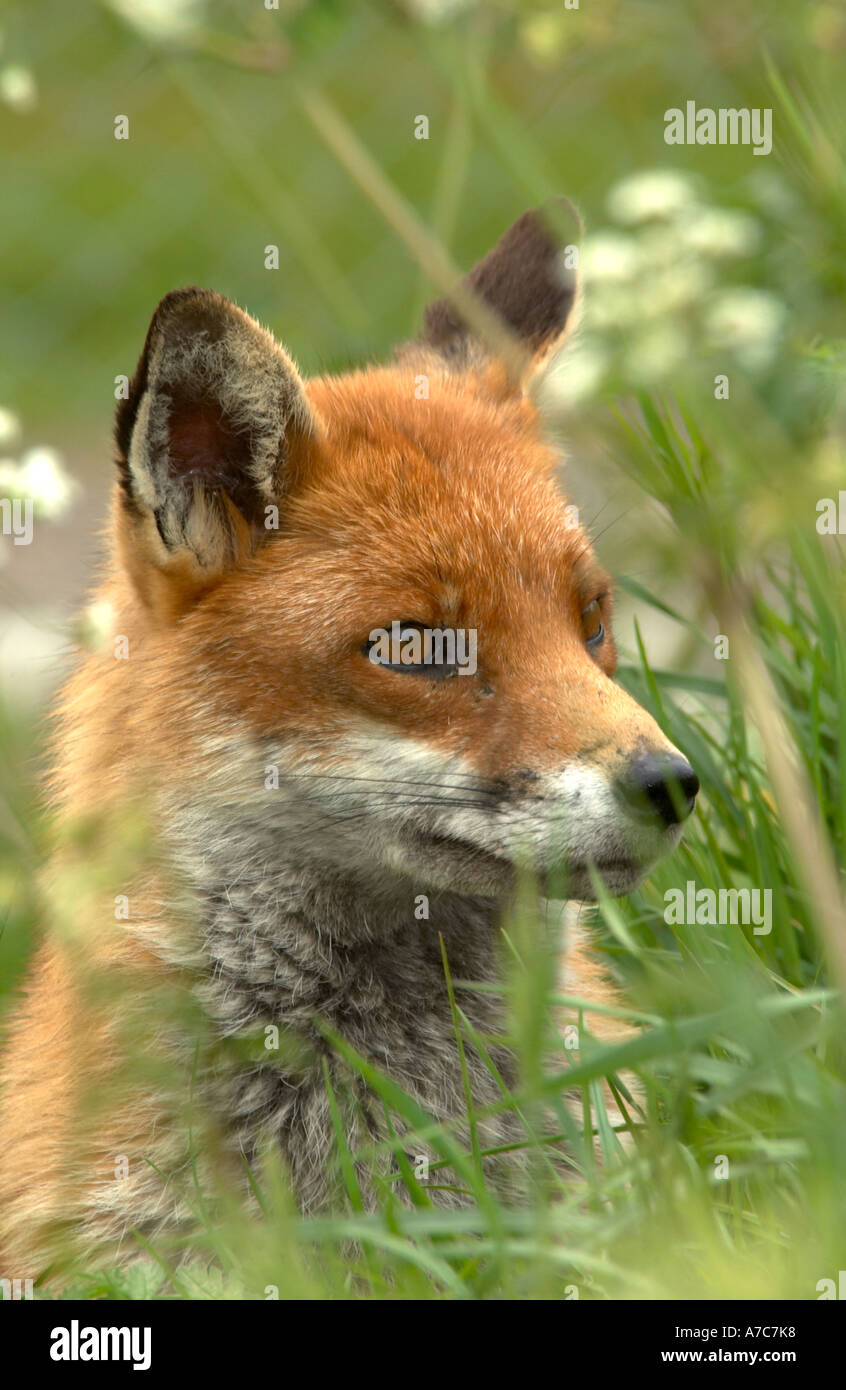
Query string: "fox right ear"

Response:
xmin=115 ymin=288 xmax=318 ymax=615
xmin=418 ymin=197 xmax=582 ymax=386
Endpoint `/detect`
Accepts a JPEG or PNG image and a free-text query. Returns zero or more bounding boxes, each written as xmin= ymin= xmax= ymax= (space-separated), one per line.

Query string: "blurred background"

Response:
xmin=2 ymin=0 xmax=846 ymax=1300
xmin=1 ymin=0 xmax=843 ymax=707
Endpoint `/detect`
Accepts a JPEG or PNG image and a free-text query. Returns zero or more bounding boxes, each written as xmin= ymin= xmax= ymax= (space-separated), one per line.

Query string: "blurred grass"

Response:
xmin=2 ymin=0 xmax=846 ymax=1300
xmin=2 ymin=0 xmax=845 ymax=423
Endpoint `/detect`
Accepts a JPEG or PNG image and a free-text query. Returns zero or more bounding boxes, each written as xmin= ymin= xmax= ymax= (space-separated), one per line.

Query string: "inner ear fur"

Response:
xmin=115 ymin=288 xmax=318 ymax=614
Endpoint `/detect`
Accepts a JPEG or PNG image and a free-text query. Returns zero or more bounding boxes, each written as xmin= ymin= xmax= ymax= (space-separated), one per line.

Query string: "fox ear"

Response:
xmin=115 ymin=288 xmax=317 ymax=610
xmin=419 ymin=198 xmax=582 ymax=383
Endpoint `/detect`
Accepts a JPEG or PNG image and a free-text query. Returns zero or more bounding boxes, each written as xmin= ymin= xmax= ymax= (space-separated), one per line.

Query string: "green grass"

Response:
xmin=2 ymin=0 xmax=846 ymax=1300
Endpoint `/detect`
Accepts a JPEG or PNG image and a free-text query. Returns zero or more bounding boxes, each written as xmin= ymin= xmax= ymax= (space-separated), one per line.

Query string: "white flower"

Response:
xmin=404 ymin=0 xmax=475 ymax=21
xmin=633 ymin=224 xmax=690 ymax=267
xmin=0 ymin=65 xmax=37 ymax=112
xmin=17 ymin=448 xmax=79 ymax=519
xmin=639 ymin=259 xmax=713 ymax=316
xmin=677 ymin=208 xmax=761 ymax=258
xmin=606 ymin=171 xmax=696 ymax=224
xmin=106 ymin=0 xmax=205 ymax=41
xmin=706 ymin=288 xmax=787 ymax=369
xmin=581 ymin=232 xmax=640 ymax=283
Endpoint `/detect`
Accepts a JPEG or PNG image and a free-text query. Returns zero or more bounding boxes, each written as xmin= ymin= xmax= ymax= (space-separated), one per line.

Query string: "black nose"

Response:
xmin=616 ymin=753 xmax=699 ymax=829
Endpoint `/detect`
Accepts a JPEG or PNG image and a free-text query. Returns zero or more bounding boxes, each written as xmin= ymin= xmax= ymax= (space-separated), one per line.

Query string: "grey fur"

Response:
xmin=201 ymin=861 xmax=527 ymax=1210
xmin=157 ymin=739 xmax=540 ymax=1212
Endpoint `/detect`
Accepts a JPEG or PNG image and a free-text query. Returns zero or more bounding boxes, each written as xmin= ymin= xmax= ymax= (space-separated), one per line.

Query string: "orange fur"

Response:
xmin=0 ymin=208 xmax=695 ymax=1282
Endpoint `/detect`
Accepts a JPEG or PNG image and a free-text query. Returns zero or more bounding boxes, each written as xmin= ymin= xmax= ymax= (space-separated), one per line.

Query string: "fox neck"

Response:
xmin=184 ymin=843 xmax=504 ymax=1037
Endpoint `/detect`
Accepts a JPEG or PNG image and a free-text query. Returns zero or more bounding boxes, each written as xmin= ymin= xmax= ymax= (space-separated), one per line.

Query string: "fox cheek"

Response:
xmin=114 ymin=288 xmax=320 ymax=611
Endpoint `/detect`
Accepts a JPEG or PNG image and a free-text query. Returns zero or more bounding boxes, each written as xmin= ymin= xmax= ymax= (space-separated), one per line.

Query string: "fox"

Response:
xmin=0 ymin=201 xmax=698 ymax=1284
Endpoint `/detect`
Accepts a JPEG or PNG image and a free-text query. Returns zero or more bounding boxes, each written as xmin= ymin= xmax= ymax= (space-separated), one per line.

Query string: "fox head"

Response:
xmin=110 ymin=200 xmax=697 ymax=904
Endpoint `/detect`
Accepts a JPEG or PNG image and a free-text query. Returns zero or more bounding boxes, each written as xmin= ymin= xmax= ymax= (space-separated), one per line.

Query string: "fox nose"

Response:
xmin=616 ymin=753 xmax=699 ymax=828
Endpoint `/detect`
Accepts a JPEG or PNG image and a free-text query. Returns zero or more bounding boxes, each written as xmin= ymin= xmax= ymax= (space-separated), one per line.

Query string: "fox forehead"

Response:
xmin=267 ymin=363 xmax=604 ymax=605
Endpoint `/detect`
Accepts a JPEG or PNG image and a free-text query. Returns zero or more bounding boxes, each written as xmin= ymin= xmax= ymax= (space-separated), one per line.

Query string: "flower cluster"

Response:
xmin=547 ymin=170 xmax=787 ymax=407
xmin=0 ymin=408 xmax=78 ymax=552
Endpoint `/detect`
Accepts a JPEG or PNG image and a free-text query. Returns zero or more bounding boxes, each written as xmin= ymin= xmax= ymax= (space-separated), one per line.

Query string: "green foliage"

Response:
xmin=2 ymin=0 xmax=845 ymax=1301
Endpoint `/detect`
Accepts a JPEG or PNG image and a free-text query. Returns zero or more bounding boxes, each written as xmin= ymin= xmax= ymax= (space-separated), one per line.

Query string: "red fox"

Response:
xmin=0 ymin=202 xmax=697 ymax=1282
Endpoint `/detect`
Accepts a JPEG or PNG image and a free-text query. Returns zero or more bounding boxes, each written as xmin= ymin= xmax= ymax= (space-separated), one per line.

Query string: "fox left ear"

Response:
xmin=115 ymin=288 xmax=318 ymax=614
xmin=418 ymin=197 xmax=582 ymax=386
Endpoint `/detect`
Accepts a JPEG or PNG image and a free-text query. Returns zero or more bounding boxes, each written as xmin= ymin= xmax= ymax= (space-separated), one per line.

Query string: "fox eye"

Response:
xmin=394 ymin=622 xmax=427 ymax=650
xmin=365 ymin=622 xmax=435 ymax=675
xmin=363 ymin=622 xmax=461 ymax=680
xmin=364 ymin=622 xmax=425 ymax=664
xmin=581 ymin=599 xmax=604 ymax=648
